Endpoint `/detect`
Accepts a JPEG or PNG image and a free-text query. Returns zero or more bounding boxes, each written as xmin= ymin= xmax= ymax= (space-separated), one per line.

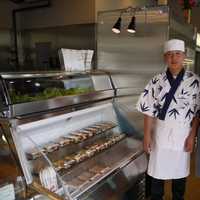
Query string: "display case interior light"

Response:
xmin=35 ymin=82 xmax=41 ymax=87
xmin=26 ymin=80 xmax=32 ymax=83
xmin=23 ymin=74 xmax=33 ymax=77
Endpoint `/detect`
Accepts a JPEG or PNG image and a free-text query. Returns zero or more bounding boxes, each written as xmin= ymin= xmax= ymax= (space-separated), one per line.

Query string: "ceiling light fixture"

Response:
xmin=127 ymin=16 xmax=136 ymax=33
xmin=112 ymin=6 xmax=140 ymax=34
xmin=112 ymin=17 xmax=122 ymax=34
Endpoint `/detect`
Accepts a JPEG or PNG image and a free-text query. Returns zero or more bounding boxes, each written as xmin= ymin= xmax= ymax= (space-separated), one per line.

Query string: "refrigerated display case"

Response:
xmin=0 ymin=71 xmax=147 ymax=200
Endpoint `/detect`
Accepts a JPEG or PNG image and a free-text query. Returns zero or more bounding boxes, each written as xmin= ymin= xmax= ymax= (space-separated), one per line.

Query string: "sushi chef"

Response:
xmin=137 ymin=39 xmax=200 ymax=200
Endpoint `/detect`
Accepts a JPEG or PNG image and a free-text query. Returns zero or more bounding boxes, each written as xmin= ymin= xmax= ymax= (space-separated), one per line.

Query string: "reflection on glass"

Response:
xmin=6 ymin=75 xmax=94 ymax=104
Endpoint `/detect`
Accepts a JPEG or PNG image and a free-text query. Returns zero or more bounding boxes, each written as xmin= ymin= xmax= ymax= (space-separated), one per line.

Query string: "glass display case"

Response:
xmin=0 ymin=137 xmax=25 ymax=200
xmin=3 ymin=73 xmax=94 ymax=104
xmin=0 ymin=138 xmax=51 ymax=200
xmin=0 ymin=71 xmax=147 ymax=200
xmin=0 ymin=71 xmax=113 ymax=117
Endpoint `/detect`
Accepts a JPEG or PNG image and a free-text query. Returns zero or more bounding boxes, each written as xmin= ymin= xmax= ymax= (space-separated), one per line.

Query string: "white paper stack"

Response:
xmin=59 ymin=48 xmax=94 ymax=71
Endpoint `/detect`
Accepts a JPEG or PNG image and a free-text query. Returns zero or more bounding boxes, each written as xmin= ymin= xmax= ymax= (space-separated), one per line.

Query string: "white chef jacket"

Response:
xmin=137 ymin=70 xmax=200 ymax=179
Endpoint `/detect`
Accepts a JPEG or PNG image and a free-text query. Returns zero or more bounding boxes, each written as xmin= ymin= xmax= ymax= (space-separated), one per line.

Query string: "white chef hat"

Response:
xmin=164 ymin=39 xmax=185 ymax=54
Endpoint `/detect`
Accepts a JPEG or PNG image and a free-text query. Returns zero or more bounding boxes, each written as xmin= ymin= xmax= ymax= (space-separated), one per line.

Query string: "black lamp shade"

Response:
xmin=127 ymin=16 xmax=136 ymax=33
xmin=112 ymin=17 xmax=122 ymax=34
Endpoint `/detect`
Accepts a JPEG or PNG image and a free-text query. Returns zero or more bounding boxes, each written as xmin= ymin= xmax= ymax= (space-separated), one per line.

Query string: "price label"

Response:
xmin=0 ymin=184 xmax=15 ymax=200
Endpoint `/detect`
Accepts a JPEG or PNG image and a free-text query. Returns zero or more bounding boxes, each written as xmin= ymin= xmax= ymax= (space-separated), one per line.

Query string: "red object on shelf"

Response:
xmin=179 ymin=0 xmax=197 ymax=9
xmin=183 ymin=9 xmax=191 ymax=23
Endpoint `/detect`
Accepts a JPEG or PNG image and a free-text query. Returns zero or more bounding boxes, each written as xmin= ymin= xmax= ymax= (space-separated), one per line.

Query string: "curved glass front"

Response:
xmin=3 ymin=74 xmax=94 ymax=104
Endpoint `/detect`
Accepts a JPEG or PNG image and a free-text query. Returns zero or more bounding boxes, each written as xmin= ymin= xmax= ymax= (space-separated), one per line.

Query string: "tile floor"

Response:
xmin=164 ymin=152 xmax=200 ymax=200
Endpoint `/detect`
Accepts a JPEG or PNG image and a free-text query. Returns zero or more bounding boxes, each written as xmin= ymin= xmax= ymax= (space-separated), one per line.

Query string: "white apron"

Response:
xmin=147 ymin=119 xmax=191 ymax=180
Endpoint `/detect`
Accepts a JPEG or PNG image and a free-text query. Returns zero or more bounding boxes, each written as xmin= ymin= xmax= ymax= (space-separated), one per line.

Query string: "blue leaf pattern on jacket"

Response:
xmin=190 ymin=79 xmax=199 ymax=88
xmin=140 ymin=103 xmax=150 ymax=112
xmin=143 ymin=89 xmax=149 ymax=97
xmin=168 ymin=108 xmax=179 ymax=119
xmin=152 ymin=78 xmax=159 ymax=84
xmin=136 ymin=70 xmax=200 ymax=123
xmin=192 ymin=94 xmax=197 ymax=100
xmin=185 ymin=109 xmax=194 ymax=120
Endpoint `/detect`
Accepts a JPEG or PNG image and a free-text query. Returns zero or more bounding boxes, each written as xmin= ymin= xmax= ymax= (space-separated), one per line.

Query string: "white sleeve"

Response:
xmin=190 ymin=75 xmax=200 ymax=118
xmin=136 ymin=77 xmax=158 ymax=117
xmin=195 ymin=82 xmax=200 ymax=118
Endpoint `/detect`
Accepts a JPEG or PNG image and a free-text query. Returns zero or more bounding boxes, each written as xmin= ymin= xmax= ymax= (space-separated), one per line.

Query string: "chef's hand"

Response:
xmin=143 ymin=135 xmax=152 ymax=154
xmin=184 ymin=134 xmax=195 ymax=153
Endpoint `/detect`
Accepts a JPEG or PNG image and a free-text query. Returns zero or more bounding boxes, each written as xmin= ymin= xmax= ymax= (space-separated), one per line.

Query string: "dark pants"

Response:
xmin=150 ymin=177 xmax=186 ymax=200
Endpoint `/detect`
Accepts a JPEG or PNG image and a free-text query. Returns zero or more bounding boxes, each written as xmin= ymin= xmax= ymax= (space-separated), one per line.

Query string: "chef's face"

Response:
xmin=164 ymin=50 xmax=185 ymax=73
